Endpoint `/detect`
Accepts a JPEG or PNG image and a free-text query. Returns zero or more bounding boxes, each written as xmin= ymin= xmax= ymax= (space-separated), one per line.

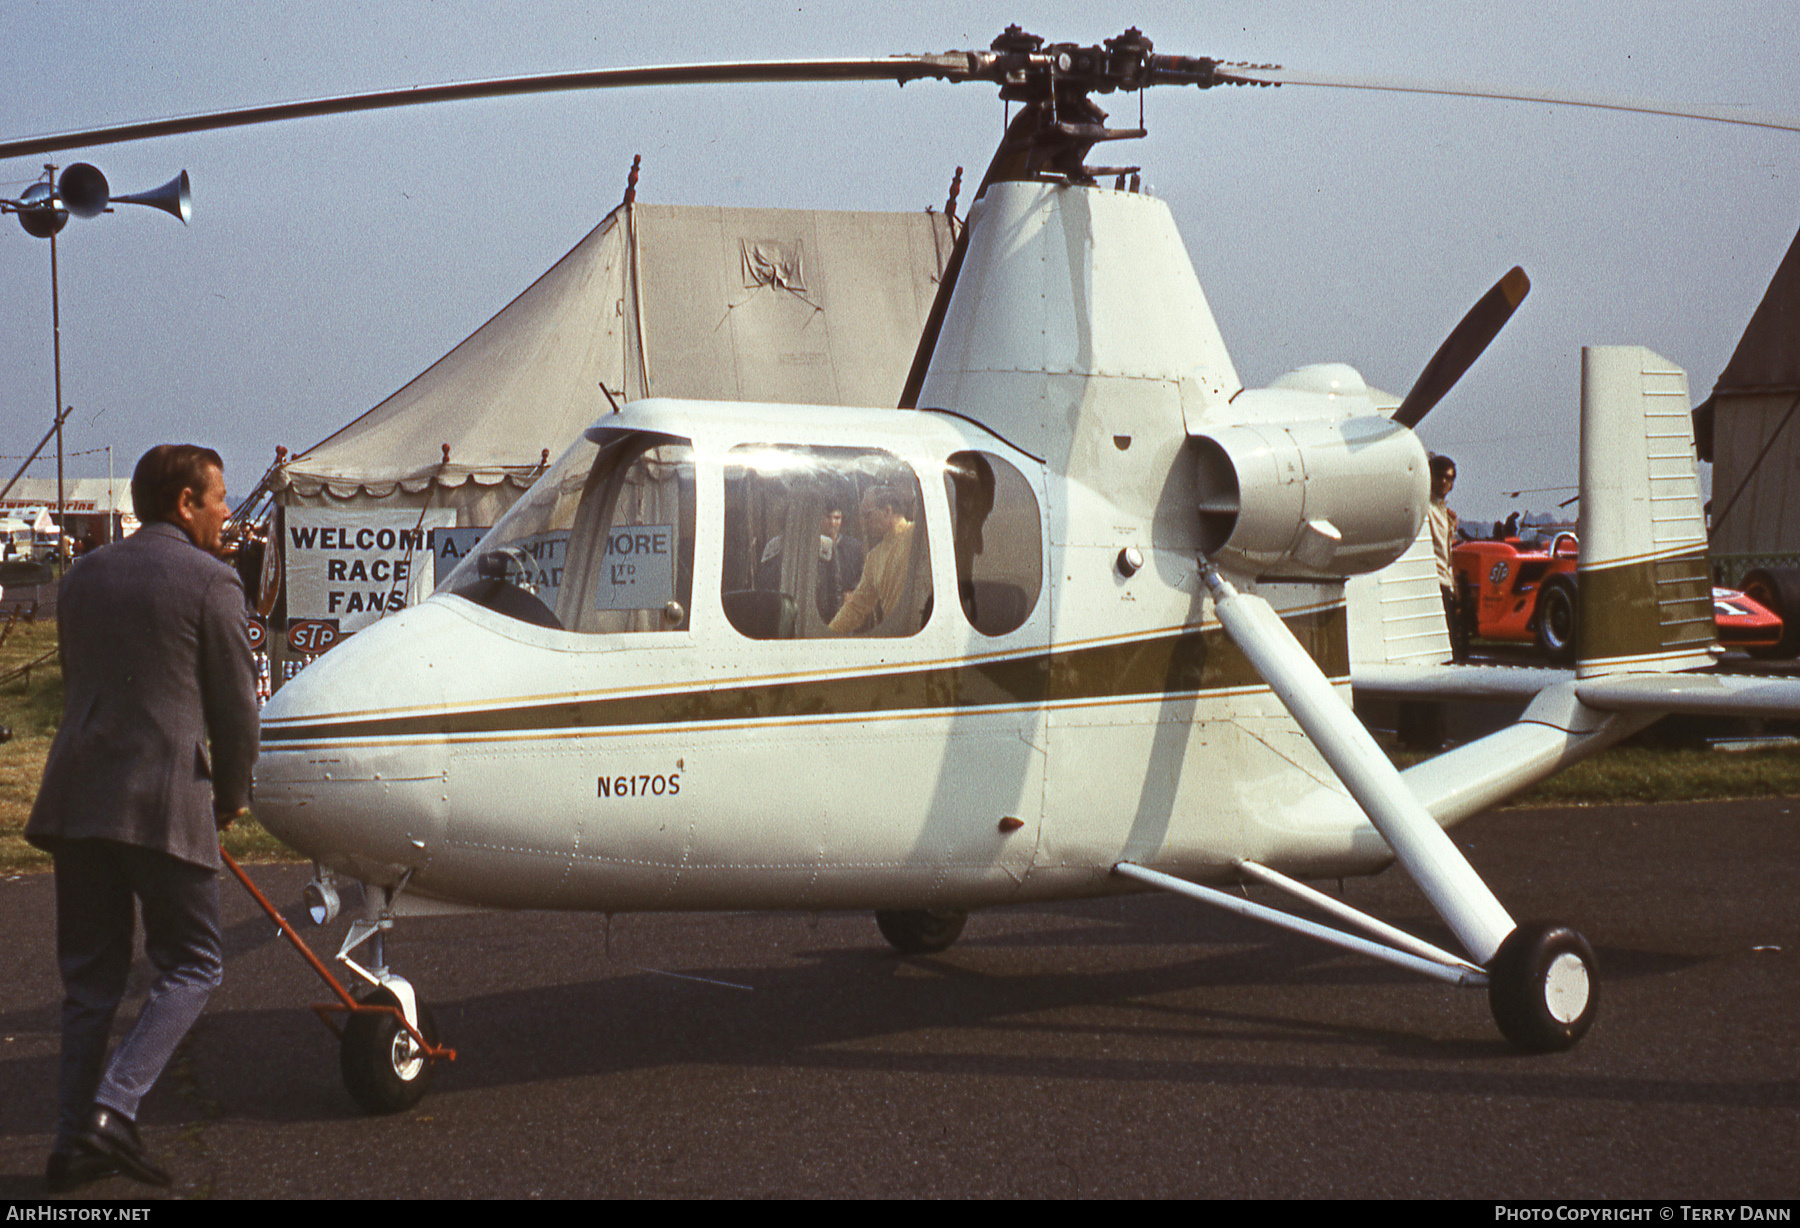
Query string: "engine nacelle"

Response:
xmin=1194 ymin=415 xmax=1428 ymax=578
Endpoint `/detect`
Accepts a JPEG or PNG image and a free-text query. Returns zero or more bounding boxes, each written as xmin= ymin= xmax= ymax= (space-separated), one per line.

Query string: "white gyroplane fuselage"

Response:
xmin=257 ymin=397 xmax=1397 ymax=916
xmin=255 ymin=179 xmax=1770 ymax=1108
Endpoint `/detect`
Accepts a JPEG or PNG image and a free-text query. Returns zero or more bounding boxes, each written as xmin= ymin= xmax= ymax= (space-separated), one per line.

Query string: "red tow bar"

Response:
xmin=219 ymin=847 xmax=457 ymax=1063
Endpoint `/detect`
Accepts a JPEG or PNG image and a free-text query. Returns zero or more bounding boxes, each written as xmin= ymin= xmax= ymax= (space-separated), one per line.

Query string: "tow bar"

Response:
xmin=219 ymin=848 xmax=457 ymax=1065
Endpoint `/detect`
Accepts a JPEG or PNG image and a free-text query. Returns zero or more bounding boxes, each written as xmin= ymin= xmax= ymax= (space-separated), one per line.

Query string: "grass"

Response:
xmin=3 ymin=622 xmax=1798 ymax=873
xmin=1 ymin=618 xmax=63 ymax=872
xmin=1392 ymin=743 xmax=1800 ymax=807
xmin=0 ymin=616 xmax=295 ymax=874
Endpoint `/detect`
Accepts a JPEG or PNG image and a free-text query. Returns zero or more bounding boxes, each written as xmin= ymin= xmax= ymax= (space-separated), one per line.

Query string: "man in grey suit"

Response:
xmin=27 ymin=444 xmax=259 ymax=1191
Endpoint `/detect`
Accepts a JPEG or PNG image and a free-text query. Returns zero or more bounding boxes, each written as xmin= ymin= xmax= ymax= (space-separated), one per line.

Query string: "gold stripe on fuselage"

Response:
xmin=262 ymin=606 xmax=1348 ymax=747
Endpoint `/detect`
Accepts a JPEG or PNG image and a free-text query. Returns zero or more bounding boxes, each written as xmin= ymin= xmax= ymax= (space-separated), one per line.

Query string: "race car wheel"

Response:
xmin=1534 ymin=574 xmax=1579 ymax=664
xmin=1487 ymin=921 xmax=1598 ymax=1052
xmin=875 ymin=909 xmax=968 ymax=954
xmin=1741 ymin=568 xmax=1800 ymax=658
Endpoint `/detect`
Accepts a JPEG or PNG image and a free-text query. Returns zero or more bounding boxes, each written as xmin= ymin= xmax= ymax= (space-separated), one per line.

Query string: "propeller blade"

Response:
xmin=0 ymin=54 xmax=987 ymax=160
xmin=1216 ymin=68 xmax=1800 ymax=134
xmin=1393 ymin=266 xmax=1530 ymax=429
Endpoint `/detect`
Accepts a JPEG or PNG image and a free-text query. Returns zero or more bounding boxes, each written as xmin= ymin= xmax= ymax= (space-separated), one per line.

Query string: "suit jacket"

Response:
xmin=27 ymin=521 xmax=259 ymax=869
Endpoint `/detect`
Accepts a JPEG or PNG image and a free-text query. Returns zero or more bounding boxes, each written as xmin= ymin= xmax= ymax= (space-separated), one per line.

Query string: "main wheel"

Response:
xmin=1534 ymin=574 xmax=1579 ymax=664
xmin=875 ymin=908 xmax=967 ymax=954
xmin=1487 ymin=921 xmax=1598 ymax=1052
xmin=340 ymin=988 xmax=438 ymax=1114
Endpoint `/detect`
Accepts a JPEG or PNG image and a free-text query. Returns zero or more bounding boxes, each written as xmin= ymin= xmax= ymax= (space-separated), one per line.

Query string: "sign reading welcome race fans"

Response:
xmin=285 ymin=508 xmax=457 ymax=645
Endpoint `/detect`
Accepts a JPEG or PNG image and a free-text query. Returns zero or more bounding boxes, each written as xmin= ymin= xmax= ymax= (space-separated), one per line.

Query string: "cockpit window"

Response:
xmin=442 ymin=430 xmax=695 ymax=634
xmin=722 ymin=445 xmax=931 ymax=639
xmin=944 ymin=451 xmax=1042 ymax=636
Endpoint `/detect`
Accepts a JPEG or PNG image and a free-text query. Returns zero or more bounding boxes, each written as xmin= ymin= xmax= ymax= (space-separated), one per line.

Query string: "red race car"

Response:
xmin=1451 ymin=534 xmax=1792 ymax=661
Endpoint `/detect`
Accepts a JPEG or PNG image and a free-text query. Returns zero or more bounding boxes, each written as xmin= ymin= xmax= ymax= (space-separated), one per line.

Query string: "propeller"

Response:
xmin=1392 ymin=266 xmax=1530 ymax=429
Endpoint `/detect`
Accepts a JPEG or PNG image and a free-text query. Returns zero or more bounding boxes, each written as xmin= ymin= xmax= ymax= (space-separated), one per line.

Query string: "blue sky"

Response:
xmin=3 ymin=2 xmax=1794 ymax=521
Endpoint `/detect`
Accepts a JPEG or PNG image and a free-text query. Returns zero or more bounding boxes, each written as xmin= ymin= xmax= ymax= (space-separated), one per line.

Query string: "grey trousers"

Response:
xmin=51 ymin=840 xmax=222 ymax=1150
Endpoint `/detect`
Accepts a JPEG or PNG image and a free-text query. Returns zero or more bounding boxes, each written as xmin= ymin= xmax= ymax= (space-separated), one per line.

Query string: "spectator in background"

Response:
xmin=1428 ymin=454 xmax=1468 ymax=662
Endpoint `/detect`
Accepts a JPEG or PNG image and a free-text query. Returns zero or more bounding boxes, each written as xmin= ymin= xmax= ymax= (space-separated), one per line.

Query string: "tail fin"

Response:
xmin=1576 ymin=345 xmax=1716 ymax=677
xmin=1346 ymin=524 xmax=1452 ymax=669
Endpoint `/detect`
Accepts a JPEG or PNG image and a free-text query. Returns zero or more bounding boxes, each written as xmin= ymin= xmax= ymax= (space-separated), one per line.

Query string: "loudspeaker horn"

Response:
xmin=57 ymin=163 xmax=110 ymax=218
xmin=112 ymin=170 xmax=191 ymax=225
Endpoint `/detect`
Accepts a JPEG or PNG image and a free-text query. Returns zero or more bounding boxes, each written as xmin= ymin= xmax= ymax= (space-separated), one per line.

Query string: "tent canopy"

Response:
xmin=1695 ymin=224 xmax=1800 ymax=553
xmin=274 ymin=201 xmax=952 ymax=525
xmin=1709 ymin=225 xmax=1800 ymax=399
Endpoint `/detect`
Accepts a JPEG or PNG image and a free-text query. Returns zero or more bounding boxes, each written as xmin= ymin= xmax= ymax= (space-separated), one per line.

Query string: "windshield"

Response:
xmin=440 ymin=429 xmax=694 ymax=634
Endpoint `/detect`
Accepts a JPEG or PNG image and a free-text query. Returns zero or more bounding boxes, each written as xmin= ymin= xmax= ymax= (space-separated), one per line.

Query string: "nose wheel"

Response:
xmin=341 ymin=986 xmax=441 ymax=1114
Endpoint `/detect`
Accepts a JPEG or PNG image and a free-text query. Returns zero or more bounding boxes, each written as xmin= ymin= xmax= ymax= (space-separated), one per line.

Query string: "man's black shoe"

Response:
xmin=45 ymin=1148 xmax=118 ymax=1193
xmin=73 ymin=1107 xmax=171 ymax=1188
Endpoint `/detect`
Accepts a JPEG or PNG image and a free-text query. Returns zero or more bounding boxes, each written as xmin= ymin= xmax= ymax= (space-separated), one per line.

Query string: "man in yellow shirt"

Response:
xmin=829 ymin=486 xmax=924 ymax=634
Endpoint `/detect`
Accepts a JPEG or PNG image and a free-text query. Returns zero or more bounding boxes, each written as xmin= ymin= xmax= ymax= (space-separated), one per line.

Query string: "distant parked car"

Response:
xmin=1451 ymin=534 xmax=1790 ymax=663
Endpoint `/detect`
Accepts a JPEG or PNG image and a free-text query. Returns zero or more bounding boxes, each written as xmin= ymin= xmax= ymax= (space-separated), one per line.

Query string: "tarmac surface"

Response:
xmin=0 ymin=797 xmax=1794 ymax=1199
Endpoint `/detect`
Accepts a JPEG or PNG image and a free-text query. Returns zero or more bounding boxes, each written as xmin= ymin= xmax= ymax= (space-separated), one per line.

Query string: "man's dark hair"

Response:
xmin=864 ymin=484 xmax=912 ymax=517
xmin=1429 ymin=453 xmax=1457 ymax=480
xmin=132 ymin=444 xmax=224 ymax=525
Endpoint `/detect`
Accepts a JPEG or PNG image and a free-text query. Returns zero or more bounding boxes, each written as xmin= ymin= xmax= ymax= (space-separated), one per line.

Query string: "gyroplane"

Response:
xmin=9 ymin=27 xmax=1800 ymax=1113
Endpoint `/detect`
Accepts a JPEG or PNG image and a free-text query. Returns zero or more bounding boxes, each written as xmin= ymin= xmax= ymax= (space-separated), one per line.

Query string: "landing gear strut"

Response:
xmin=220 ymin=850 xmax=456 ymax=1113
xmin=1197 ymin=563 xmax=1605 ymax=1052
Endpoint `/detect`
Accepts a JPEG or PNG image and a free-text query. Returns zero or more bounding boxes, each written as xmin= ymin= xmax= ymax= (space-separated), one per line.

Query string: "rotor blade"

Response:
xmin=0 ymin=54 xmax=987 ymax=160
xmin=1393 ymin=266 xmax=1530 ymax=430
xmin=1216 ymin=68 xmax=1800 ymax=134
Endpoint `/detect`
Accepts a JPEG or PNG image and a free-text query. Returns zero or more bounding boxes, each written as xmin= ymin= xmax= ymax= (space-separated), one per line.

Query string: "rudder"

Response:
xmin=1576 ymin=345 xmax=1716 ymax=678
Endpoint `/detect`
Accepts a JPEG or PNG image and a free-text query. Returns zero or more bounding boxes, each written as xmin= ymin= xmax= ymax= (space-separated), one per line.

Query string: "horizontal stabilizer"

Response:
xmin=1577 ymin=671 xmax=1800 ymax=717
xmin=1352 ymin=662 xmax=1573 ymax=702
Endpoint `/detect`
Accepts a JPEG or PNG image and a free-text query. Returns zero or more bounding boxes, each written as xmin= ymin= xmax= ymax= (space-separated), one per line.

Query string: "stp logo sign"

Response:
xmin=287 ymin=618 xmax=342 ymax=654
xmin=246 ymin=617 xmax=267 ymax=651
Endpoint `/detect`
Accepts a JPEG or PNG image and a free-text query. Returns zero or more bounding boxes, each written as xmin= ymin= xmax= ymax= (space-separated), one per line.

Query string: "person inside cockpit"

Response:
xmin=758 ymin=498 xmax=865 ymax=622
xmin=828 ymin=485 xmax=922 ymax=634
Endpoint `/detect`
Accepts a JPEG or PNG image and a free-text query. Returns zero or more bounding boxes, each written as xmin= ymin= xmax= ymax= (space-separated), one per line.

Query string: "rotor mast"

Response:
xmin=898 ymin=27 xmax=1271 ymax=413
xmin=903 ymin=30 xmax=1250 ymax=518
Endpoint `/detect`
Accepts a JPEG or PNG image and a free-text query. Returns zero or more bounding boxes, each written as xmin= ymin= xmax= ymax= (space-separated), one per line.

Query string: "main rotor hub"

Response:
xmin=977 ymin=26 xmax=1272 ymax=184
xmin=989 ymin=25 xmax=1225 ymax=103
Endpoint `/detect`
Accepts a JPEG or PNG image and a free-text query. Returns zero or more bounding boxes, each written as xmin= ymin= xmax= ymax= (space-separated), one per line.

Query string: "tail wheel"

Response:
xmin=341 ymin=988 xmax=438 ymax=1114
xmin=1534 ymin=574 xmax=1579 ymax=664
xmin=875 ymin=908 xmax=968 ymax=954
xmin=1487 ymin=921 xmax=1598 ymax=1052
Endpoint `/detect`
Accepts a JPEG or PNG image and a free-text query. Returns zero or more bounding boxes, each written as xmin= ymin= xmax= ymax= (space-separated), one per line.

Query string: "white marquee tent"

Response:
xmin=271 ymin=200 xmax=955 ymax=528
xmin=1696 ymin=223 xmax=1800 ymax=561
